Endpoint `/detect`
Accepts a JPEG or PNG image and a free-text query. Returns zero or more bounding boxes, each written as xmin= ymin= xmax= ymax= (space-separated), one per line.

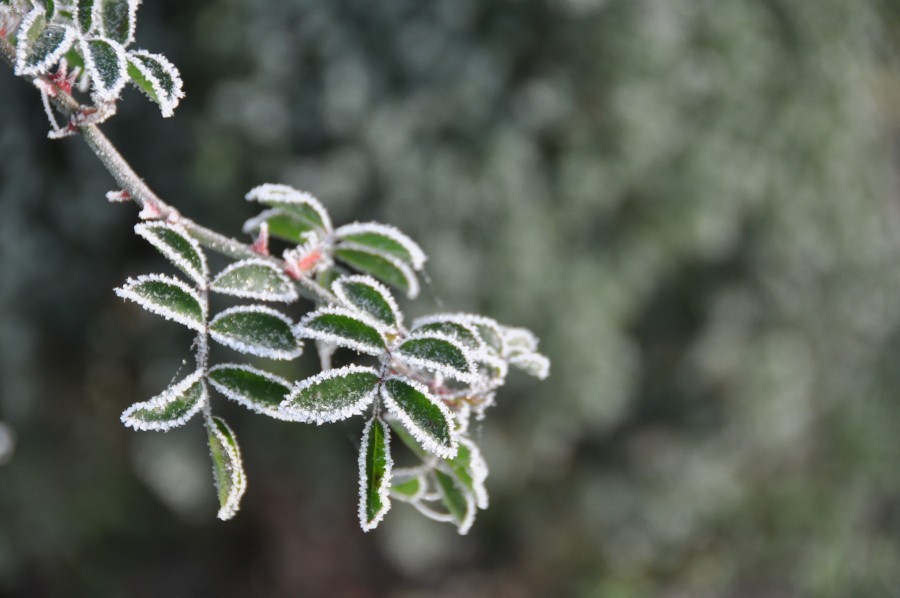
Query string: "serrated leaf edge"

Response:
xmin=81 ymin=35 xmax=129 ymax=102
xmin=127 ymin=49 xmax=185 ymax=117
xmin=358 ymin=417 xmax=393 ymax=532
xmin=210 ymin=258 xmax=298 ymax=303
xmin=381 ymin=376 xmax=458 ymax=459
xmin=394 ymin=332 xmax=478 ymax=384
xmin=209 ymin=304 xmax=303 ymax=360
xmin=279 ymin=365 xmax=379 ymax=424
xmin=120 ymin=369 xmax=205 ymax=431
xmin=207 ymin=363 xmax=293 ymax=421
xmin=332 ymin=274 xmax=403 ymax=329
xmin=134 ymin=221 xmax=208 ymax=286
xmin=15 ymin=16 xmax=77 ymax=76
xmin=296 ymin=306 xmax=387 ymax=356
xmin=115 ymin=273 xmax=205 ymax=331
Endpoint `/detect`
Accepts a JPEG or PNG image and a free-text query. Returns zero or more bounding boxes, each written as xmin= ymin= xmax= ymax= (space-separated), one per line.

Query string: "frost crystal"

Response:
xmin=126 ymin=50 xmax=185 ymax=118
xmin=120 ymin=369 xmax=206 ymax=431
xmin=209 ymin=305 xmax=303 ymax=360
xmin=135 ymin=221 xmax=208 ymax=287
xmin=210 ymin=258 xmax=297 ymax=303
xmin=207 ymin=416 xmax=247 ymax=521
xmin=334 ymin=221 xmax=427 ymax=270
xmin=81 ymin=36 xmax=129 ymax=102
xmin=93 ymin=0 xmax=140 ymax=47
xmin=358 ymin=417 xmax=393 ymax=532
xmin=245 ymin=183 xmax=333 ymax=232
xmin=380 ymin=376 xmax=458 ymax=459
xmin=332 ymin=274 xmax=403 ymax=330
xmin=296 ymin=306 xmax=388 ymax=355
xmin=280 ymin=365 xmax=380 ymax=424
xmin=393 ymin=332 xmax=478 ymax=384
xmin=336 ymin=242 xmax=421 ymax=299
xmin=282 ymin=232 xmax=332 ymax=278
xmin=115 ymin=273 xmax=206 ymax=331
xmin=15 ymin=13 xmax=77 ymax=77
xmin=207 ymin=363 xmax=294 ymax=421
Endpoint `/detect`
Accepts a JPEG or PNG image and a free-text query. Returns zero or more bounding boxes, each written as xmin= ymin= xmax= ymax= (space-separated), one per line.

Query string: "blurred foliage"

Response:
xmin=2 ymin=0 xmax=900 ymax=595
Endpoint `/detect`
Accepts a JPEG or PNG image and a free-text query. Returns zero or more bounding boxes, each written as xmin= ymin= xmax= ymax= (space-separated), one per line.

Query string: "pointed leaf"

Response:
xmin=242 ymin=208 xmax=317 ymax=244
xmin=210 ymin=258 xmax=297 ymax=302
xmin=434 ymin=470 xmax=476 ymax=535
xmin=15 ymin=21 xmax=76 ymax=76
xmin=245 ymin=184 xmax=332 ymax=232
xmin=280 ymin=365 xmax=379 ymax=424
xmin=209 ymin=305 xmax=302 ymax=360
xmin=208 ymin=364 xmax=292 ymax=420
xmin=335 ymin=246 xmax=419 ymax=299
xmin=135 ymin=221 xmax=207 ymax=286
xmin=206 ymin=416 xmax=246 ymax=521
xmin=395 ymin=334 xmax=476 ymax=383
xmin=297 ymin=307 xmax=386 ymax=355
xmin=115 ymin=274 xmax=205 ymax=331
xmin=120 ymin=369 xmax=205 ymax=431
xmin=126 ymin=50 xmax=184 ymax=118
xmin=358 ymin=417 xmax=392 ymax=531
xmin=381 ymin=376 xmax=456 ymax=459
xmin=75 ymin=0 xmax=95 ymax=33
xmin=332 ymin=275 xmax=402 ymax=329
xmin=334 ymin=222 xmax=426 ymax=270
xmin=94 ymin=0 xmax=138 ymax=45
xmin=509 ymin=352 xmax=550 ymax=380
xmin=81 ymin=37 xmax=128 ymax=101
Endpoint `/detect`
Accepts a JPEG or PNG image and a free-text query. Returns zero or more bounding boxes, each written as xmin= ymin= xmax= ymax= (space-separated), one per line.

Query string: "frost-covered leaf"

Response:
xmin=135 ymin=221 xmax=207 ymax=286
xmin=209 ymin=305 xmax=302 ymax=360
xmin=94 ymin=0 xmax=138 ymax=45
xmin=433 ymin=470 xmax=476 ymax=535
xmin=81 ymin=36 xmax=128 ymax=101
xmin=358 ymin=417 xmax=392 ymax=531
xmin=15 ymin=17 xmax=76 ymax=76
xmin=332 ymin=275 xmax=402 ymax=329
xmin=334 ymin=222 xmax=427 ymax=270
xmin=120 ymin=369 xmax=205 ymax=431
xmin=206 ymin=416 xmax=246 ymax=521
xmin=126 ymin=50 xmax=184 ymax=118
xmin=444 ymin=437 xmax=489 ymax=510
xmin=245 ymin=184 xmax=332 ymax=232
xmin=280 ymin=365 xmax=379 ymax=424
xmin=75 ymin=0 xmax=96 ymax=33
xmin=242 ymin=208 xmax=316 ymax=245
xmin=296 ymin=307 xmax=386 ymax=355
xmin=115 ymin=274 xmax=205 ymax=331
xmin=394 ymin=334 xmax=476 ymax=383
xmin=381 ymin=376 xmax=457 ymax=459
xmin=509 ymin=352 xmax=550 ymax=380
xmin=390 ymin=470 xmax=426 ymax=502
xmin=210 ymin=258 xmax=297 ymax=303
xmin=334 ymin=245 xmax=420 ymax=299
xmin=208 ymin=364 xmax=292 ymax=420
xmin=411 ymin=315 xmax=484 ymax=351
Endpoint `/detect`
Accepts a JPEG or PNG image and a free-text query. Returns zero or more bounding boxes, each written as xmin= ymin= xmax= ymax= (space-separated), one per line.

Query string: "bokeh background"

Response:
xmin=2 ymin=0 xmax=900 ymax=595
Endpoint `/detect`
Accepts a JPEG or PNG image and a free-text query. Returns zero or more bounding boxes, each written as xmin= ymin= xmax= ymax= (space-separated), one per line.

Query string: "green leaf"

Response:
xmin=115 ymin=274 xmax=205 ymax=331
xmin=206 ymin=416 xmax=247 ymax=521
xmin=245 ymin=184 xmax=332 ymax=232
xmin=15 ymin=23 xmax=76 ymax=76
xmin=280 ymin=365 xmax=379 ymax=424
xmin=243 ymin=209 xmax=317 ymax=244
xmin=135 ymin=221 xmax=207 ymax=286
xmin=209 ymin=305 xmax=302 ymax=360
xmin=391 ymin=472 xmax=425 ymax=502
xmin=411 ymin=319 xmax=482 ymax=350
xmin=210 ymin=258 xmax=297 ymax=302
xmin=126 ymin=51 xmax=184 ymax=118
xmin=96 ymin=0 xmax=137 ymax=45
xmin=208 ymin=364 xmax=292 ymax=420
xmin=334 ymin=222 xmax=426 ymax=269
xmin=434 ymin=470 xmax=476 ymax=534
xmin=380 ymin=377 xmax=456 ymax=458
xmin=358 ymin=417 xmax=392 ymax=531
xmin=81 ymin=37 xmax=128 ymax=101
xmin=444 ymin=438 xmax=489 ymax=509
xmin=76 ymin=0 xmax=95 ymax=33
xmin=395 ymin=335 xmax=475 ymax=383
xmin=297 ymin=307 xmax=386 ymax=355
xmin=120 ymin=369 xmax=205 ymax=431
xmin=334 ymin=246 xmax=419 ymax=299
xmin=43 ymin=0 xmax=55 ymax=19
xmin=332 ymin=275 xmax=401 ymax=329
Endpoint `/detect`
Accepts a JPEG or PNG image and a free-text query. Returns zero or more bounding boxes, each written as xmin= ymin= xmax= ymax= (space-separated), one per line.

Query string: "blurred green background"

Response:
xmin=2 ymin=0 xmax=900 ymax=595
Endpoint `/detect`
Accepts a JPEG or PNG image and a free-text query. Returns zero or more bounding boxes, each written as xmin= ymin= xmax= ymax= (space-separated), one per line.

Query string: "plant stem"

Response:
xmin=0 ymin=36 xmax=337 ymax=305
